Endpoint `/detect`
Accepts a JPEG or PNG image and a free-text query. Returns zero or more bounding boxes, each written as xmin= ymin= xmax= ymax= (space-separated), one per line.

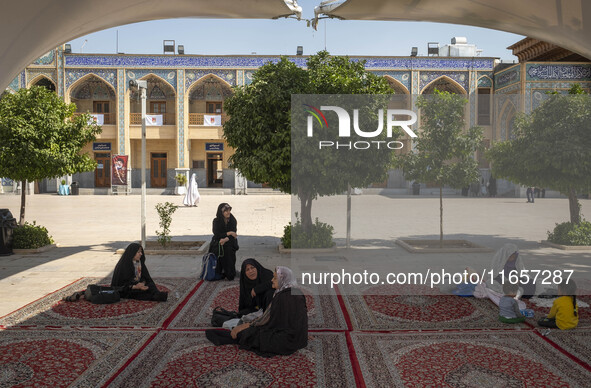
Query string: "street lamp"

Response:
xmin=129 ymin=79 xmax=148 ymax=248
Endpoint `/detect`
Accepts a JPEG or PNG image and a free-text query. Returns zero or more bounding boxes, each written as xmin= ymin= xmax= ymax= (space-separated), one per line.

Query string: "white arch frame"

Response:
xmin=420 ymin=75 xmax=467 ymax=95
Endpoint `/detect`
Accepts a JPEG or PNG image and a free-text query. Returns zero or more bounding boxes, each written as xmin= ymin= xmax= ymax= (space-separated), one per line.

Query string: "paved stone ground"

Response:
xmin=0 ymin=193 xmax=590 ymax=315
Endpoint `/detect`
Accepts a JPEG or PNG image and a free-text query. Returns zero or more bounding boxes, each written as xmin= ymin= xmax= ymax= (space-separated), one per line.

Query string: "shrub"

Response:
xmin=13 ymin=221 xmax=54 ymax=249
xmin=175 ymin=174 xmax=187 ymax=186
xmin=547 ymin=220 xmax=591 ymax=246
xmin=281 ymin=215 xmax=335 ymax=249
xmin=155 ymin=202 xmax=178 ymax=247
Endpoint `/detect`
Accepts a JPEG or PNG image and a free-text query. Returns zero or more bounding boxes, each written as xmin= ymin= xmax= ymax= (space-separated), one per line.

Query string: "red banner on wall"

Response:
xmin=111 ymin=155 xmax=128 ymax=186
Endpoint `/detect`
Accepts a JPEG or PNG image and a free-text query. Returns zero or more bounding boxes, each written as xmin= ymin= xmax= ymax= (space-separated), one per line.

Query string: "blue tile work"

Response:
xmin=525 ymin=81 xmax=591 ymax=112
xmin=9 ymin=76 xmax=19 ymax=91
xmin=495 ymin=67 xmax=520 ymax=89
xmin=32 ymin=50 xmax=55 ymax=66
xmin=526 ymin=64 xmax=591 ymax=81
xmin=495 ymin=83 xmax=521 ymax=95
xmin=20 ymin=71 xmax=26 ymax=90
xmin=477 ymin=76 xmax=493 ymax=88
xmin=65 ymin=69 xmax=117 ymax=91
xmin=237 ymin=70 xmax=244 ymax=86
xmin=496 ymin=94 xmax=521 ymax=140
xmin=185 ymin=70 xmax=236 ymax=89
xmin=118 ymin=69 xmax=125 ymax=155
xmin=64 ymin=54 xmax=494 ymax=71
xmin=469 ymin=71 xmax=477 ymax=126
xmin=245 ymin=71 xmax=254 ymax=85
xmin=177 ymin=69 xmax=185 ymax=168
xmin=369 ymin=71 xmax=411 ymax=91
xmin=27 ymin=69 xmax=57 ymax=86
xmin=419 ymin=71 xmax=468 ymax=93
xmin=57 ymin=48 xmax=64 ymax=97
xmin=126 ymin=69 xmax=176 ymax=90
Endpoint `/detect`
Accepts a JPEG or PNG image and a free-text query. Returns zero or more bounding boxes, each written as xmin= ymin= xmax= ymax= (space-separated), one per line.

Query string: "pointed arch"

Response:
xmin=67 ymin=73 xmax=116 ymax=98
xmin=477 ymin=75 xmax=493 ymax=88
xmin=499 ymin=98 xmax=517 ymax=140
xmin=28 ymin=75 xmax=56 ymax=92
xmin=383 ymin=76 xmax=409 ymax=95
xmin=187 ymin=73 xmax=234 ymax=101
xmin=421 ymin=75 xmax=467 ymax=95
xmin=137 ymin=73 xmax=176 ymax=98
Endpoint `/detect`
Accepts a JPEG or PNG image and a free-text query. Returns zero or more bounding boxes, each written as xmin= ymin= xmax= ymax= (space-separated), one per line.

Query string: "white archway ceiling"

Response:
xmin=315 ymin=0 xmax=591 ymax=60
xmin=2 ymin=0 xmax=590 ymax=91
xmin=0 ymin=0 xmax=301 ymax=90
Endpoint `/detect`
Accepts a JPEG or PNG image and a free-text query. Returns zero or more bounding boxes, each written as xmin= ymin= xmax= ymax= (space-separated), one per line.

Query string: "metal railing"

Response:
xmin=130 ymin=113 xmax=176 ymax=125
xmin=189 ymin=113 xmax=228 ymax=126
xmin=73 ymin=112 xmax=115 ymax=124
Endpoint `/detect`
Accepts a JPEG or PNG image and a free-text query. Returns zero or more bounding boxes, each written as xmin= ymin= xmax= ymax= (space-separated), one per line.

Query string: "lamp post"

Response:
xmin=129 ymin=79 xmax=148 ymax=248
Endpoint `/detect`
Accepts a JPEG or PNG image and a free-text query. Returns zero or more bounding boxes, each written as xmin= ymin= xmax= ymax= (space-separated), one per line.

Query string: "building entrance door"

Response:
xmin=95 ymin=152 xmax=111 ymax=187
xmin=151 ymin=153 xmax=167 ymax=188
xmin=207 ymin=153 xmax=223 ymax=187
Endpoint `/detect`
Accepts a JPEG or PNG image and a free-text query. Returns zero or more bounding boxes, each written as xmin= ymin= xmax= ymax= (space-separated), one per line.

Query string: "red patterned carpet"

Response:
xmin=350 ymin=331 xmax=591 ymax=387
xmin=2 ymin=278 xmax=591 ymax=387
xmin=0 ymin=329 xmax=153 ymax=387
xmin=342 ymin=284 xmax=527 ymax=330
xmin=0 ymin=277 xmax=195 ymax=329
xmin=168 ymin=280 xmax=348 ymax=330
xmin=107 ymin=331 xmax=355 ymax=387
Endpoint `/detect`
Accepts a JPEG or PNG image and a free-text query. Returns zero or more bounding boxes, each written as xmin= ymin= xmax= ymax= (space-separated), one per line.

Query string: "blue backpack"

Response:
xmin=200 ymin=252 xmax=222 ymax=281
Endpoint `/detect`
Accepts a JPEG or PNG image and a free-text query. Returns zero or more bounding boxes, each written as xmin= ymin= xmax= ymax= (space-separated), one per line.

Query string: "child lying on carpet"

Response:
xmin=538 ymin=279 xmax=578 ymax=330
xmin=498 ymin=282 xmax=525 ymax=324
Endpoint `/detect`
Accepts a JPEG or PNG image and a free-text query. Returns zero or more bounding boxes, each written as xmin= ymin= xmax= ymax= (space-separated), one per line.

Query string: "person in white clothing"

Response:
xmin=183 ymin=173 xmax=200 ymax=206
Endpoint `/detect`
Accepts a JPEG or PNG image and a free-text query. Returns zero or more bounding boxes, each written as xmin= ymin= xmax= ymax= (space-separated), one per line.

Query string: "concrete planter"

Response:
xmin=396 ymin=239 xmax=493 ymax=254
xmin=13 ymin=244 xmax=58 ymax=254
xmin=116 ymin=240 xmax=208 ymax=256
xmin=278 ymin=243 xmax=337 ymax=254
xmin=541 ymin=240 xmax=591 ymax=251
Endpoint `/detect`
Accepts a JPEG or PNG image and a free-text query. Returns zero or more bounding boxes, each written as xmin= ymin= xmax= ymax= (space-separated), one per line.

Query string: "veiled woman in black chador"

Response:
xmin=111 ymin=242 xmax=168 ymax=301
xmin=206 ymin=266 xmax=308 ymax=357
xmin=210 ymin=203 xmax=238 ymax=280
xmin=239 ymin=258 xmax=275 ymax=315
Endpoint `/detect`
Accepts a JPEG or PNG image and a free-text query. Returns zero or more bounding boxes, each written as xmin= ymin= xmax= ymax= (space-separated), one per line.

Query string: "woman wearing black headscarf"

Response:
xmin=111 ymin=242 xmax=168 ymax=301
xmin=210 ymin=203 xmax=238 ymax=280
xmin=205 ymin=266 xmax=308 ymax=357
xmin=239 ymin=258 xmax=274 ymax=315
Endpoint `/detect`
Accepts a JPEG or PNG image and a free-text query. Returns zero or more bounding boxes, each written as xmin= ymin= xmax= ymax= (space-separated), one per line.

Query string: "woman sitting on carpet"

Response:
xmin=205 ymin=266 xmax=308 ymax=357
xmin=210 ymin=203 xmax=238 ymax=280
xmin=238 ymin=258 xmax=275 ymax=315
xmin=111 ymin=242 xmax=168 ymax=302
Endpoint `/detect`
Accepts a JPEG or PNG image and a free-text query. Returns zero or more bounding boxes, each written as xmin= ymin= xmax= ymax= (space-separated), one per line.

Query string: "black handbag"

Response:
xmin=211 ymin=306 xmax=239 ymax=327
xmin=84 ymin=284 xmax=120 ymax=304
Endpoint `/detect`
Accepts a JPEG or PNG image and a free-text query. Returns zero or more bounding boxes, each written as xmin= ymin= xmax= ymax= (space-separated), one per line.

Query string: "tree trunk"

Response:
xmin=568 ymin=188 xmax=581 ymax=225
xmin=19 ymin=179 xmax=26 ymax=226
xmin=300 ymin=192 xmax=313 ymax=236
xmin=439 ymin=185 xmax=443 ymax=247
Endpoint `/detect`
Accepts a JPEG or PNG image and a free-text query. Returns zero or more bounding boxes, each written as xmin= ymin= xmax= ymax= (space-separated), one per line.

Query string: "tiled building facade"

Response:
xmin=4 ymin=44 xmax=591 ymax=195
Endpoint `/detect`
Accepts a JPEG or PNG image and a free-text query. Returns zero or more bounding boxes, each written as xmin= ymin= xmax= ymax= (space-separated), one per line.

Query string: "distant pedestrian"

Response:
xmin=183 ymin=173 xmax=200 ymax=206
xmin=488 ymin=175 xmax=497 ymax=197
xmin=526 ymin=187 xmax=535 ymax=203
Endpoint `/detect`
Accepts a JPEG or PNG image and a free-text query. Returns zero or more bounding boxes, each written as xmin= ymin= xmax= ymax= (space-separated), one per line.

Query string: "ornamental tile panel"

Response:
xmin=370 ymin=71 xmax=411 ymax=90
xmin=27 ymin=69 xmax=57 ymax=85
xmin=185 ymin=70 xmax=236 ymax=89
xmin=477 ymin=76 xmax=493 ymax=88
xmin=117 ymin=69 xmax=125 ymax=155
xmin=495 ymin=69 xmax=520 ymax=88
xmin=65 ymin=55 xmax=494 ymax=71
xmin=419 ymin=71 xmax=468 ymax=93
xmin=8 ymin=76 xmax=19 ymax=91
xmin=526 ymin=81 xmax=591 ymax=112
xmin=526 ymin=64 xmax=591 ymax=81
xmin=57 ymin=49 xmax=64 ymax=97
xmin=65 ymin=69 xmax=117 ymax=90
xmin=177 ymin=69 xmax=185 ymax=168
xmin=32 ymin=50 xmax=55 ymax=66
xmin=126 ymin=69 xmax=176 ymax=90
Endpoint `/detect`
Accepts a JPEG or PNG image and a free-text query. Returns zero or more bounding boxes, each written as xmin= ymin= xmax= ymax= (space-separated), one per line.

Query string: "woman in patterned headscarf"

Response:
xmin=206 ymin=266 xmax=308 ymax=357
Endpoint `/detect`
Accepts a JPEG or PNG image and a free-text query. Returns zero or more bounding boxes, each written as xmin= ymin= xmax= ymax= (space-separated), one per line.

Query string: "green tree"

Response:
xmin=487 ymin=84 xmax=591 ymax=224
xmin=398 ymin=89 xmax=483 ymax=244
xmin=0 ymin=86 xmax=101 ymax=225
xmin=223 ymin=52 xmax=394 ymax=234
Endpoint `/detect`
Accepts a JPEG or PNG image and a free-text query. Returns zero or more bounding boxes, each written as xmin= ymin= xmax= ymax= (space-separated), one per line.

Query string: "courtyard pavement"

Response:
xmin=0 ymin=192 xmax=589 ymax=315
